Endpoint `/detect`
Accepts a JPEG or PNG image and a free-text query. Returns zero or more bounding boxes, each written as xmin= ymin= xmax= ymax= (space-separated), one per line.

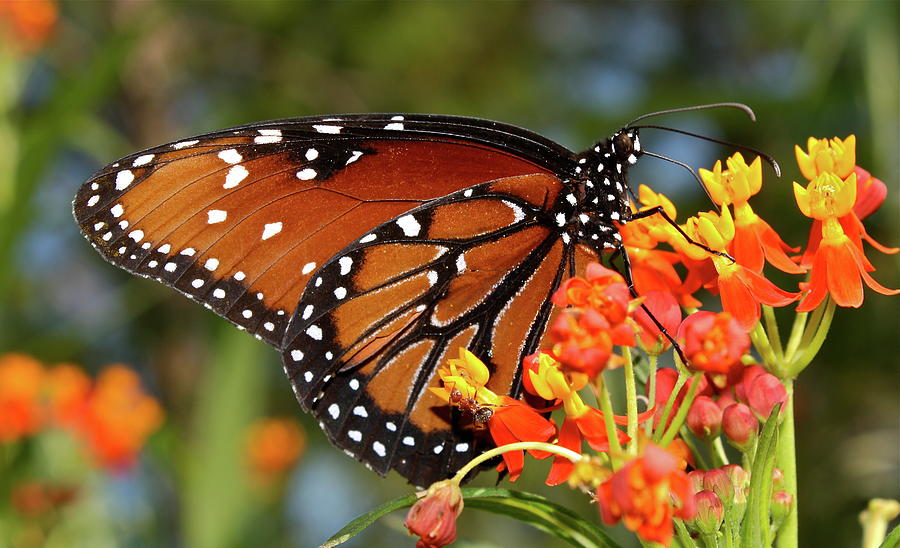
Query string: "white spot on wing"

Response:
xmin=305 ymin=148 xmax=318 ymax=161
xmin=346 ymin=151 xmax=363 ymax=164
xmin=133 ymin=154 xmax=154 ymax=167
xmin=173 ymin=139 xmax=199 ymax=149
xmin=87 ymin=195 xmax=99 ymax=207
xmin=301 ymin=262 xmax=316 ymax=274
xmin=207 ymin=209 xmax=227 ymax=224
xmin=204 ymin=258 xmax=219 ymax=271
xmin=110 ymin=204 xmax=124 ymax=217
xmin=224 ymin=165 xmax=248 ymax=188
xmin=313 ymin=124 xmax=341 ymax=134
xmin=297 ymin=168 xmax=317 ymax=180
xmin=348 ymin=430 xmax=362 ymax=442
xmin=261 ymin=222 xmax=282 ymax=240
xmin=328 ymin=404 xmax=340 ymax=420
xmin=334 ymin=287 xmax=347 ymax=299
xmin=217 ymin=149 xmax=242 ymax=164
xmin=291 ymin=349 xmax=304 ymax=361
xmin=396 ymin=215 xmax=420 ymax=237
xmin=349 ymin=379 xmax=360 ymax=390
xmin=115 ymin=170 xmax=134 ymax=190
xmin=128 ymin=230 xmax=144 ymax=242
xmin=254 ymin=129 xmax=282 ymax=144
xmin=503 ymin=200 xmax=525 ymax=222
xmin=339 ymin=256 xmax=353 ymax=275
xmin=306 ymin=325 xmax=322 ymax=340
xmin=213 ymin=288 xmax=226 ymax=299
xmin=353 ymin=406 xmax=368 ymax=418
xmin=234 ymin=271 xmax=246 ymax=281
xmin=359 ymin=233 xmax=376 ymax=243
xmin=402 ymin=436 xmax=415 ymax=446
xmin=373 ymin=441 xmax=386 ymax=457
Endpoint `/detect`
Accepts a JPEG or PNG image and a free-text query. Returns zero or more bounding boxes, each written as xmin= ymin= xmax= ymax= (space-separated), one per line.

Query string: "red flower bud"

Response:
xmin=702 ymin=468 xmax=734 ymax=504
xmin=771 ymin=467 xmax=784 ymax=492
xmin=405 ymin=480 xmax=463 ymax=548
xmin=722 ymin=403 xmax=758 ymax=451
xmin=687 ymin=470 xmax=706 ymax=494
xmin=771 ymin=491 xmax=794 ymax=529
xmin=687 ymin=395 xmax=723 ymax=441
xmin=735 ymin=364 xmax=766 ymax=402
xmin=690 ymin=490 xmax=725 ymax=535
xmin=633 ymin=290 xmax=682 ymax=351
xmin=746 ymin=373 xmax=787 ymax=419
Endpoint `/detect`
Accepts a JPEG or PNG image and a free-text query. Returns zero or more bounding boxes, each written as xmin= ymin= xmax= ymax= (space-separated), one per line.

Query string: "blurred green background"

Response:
xmin=1 ymin=1 xmax=897 ymax=546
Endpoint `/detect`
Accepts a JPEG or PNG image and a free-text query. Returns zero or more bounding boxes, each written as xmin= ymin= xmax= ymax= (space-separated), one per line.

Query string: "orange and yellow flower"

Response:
xmin=596 ymin=443 xmax=696 ymax=546
xmin=793 ymin=171 xmax=899 ymax=311
xmin=700 ymin=153 xmax=804 ymax=274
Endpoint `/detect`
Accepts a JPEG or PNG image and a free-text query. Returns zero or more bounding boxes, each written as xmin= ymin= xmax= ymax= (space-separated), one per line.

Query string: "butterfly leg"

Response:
xmin=611 ymin=246 xmax=690 ymax=365
xmin=629 ymin=206 xmax=735 ymax=262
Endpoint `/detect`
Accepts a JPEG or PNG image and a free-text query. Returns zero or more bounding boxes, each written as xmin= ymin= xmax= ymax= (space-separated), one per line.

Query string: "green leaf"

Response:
xmin=320 ymin=487 xmax=622 ymax=548
xmin=741 ymin=404 xmax=782 ymax=548
xmin=879 ymin=522 xmax=900 ymax=548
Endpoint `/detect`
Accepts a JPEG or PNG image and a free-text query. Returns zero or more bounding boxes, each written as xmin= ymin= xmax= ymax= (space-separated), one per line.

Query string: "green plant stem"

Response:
xmin=722 ymin=519 xmax=735 ymax=548
xmin=709 ymin=437 xmax=729 ymax=468
xmin=788 ymin=298 xmax=836 ymax=377
xmin=674 ymin=519 xmax=699 ymax=547
xmin=652 ymin=372 xmax=688 ymax=443
xmin=622 ymin=347 xmax=639 ymax=456
xmin=762 ymin=305 xmax=784 ymax=362
xmin=782 ymin=310 xmax=809 ymax=365
xmin=700 ymin=533 xmax=719 ymax=548
xmin=750 ymin=322 xmax=779 ymax=371
xmin=452 ymin=441 xmax=582 ymax=483
xmin=679 ymin=428 xmax=710 ymax=470
xmin=596 ymin=376 xmax=624 ymax=462
xmin=774 ymin=380 xmax=798 ymax=548
xmin=659 ymin=372 xmax=704 ymax=446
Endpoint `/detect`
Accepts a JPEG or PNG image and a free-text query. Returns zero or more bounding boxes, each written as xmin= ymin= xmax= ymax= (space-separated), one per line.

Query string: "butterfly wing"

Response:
xmin=73 ymin=114 xmax=574 ymax=347
xmin=283 ymin=173 xmax=599 ymax=485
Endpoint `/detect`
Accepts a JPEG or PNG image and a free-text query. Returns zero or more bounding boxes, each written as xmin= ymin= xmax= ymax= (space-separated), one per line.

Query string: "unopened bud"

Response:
xmin=722 ymin=403 xmax=758 ymax=451
xmin=746 ymin=373 xmax=787 ymax=419
xmin=690 ymin=490 xmax=725 ymax=535
xmin=771 ymin=491 xmax=794 ymax=531
xmin=687 ymin=395 xmax=723 ymax=440
xmin=703 ymin=468 xmax=734 ymax=505
xmin=405 ymin=480 xmax=464 ymax=548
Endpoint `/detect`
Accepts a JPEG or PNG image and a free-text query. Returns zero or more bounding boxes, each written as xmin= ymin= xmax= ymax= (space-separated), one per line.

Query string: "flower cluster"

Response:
xmin=0 ymin=353 xmax=164 ymax=470
xmin=245 ymin=417 xmax=306 ymax=484
xmin=404 ymin=134 xmax=897 ymax=547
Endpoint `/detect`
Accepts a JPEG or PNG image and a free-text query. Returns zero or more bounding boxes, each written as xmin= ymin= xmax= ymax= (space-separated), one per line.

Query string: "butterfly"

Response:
xmin=73 ymin=105 xmax=754 ymax=486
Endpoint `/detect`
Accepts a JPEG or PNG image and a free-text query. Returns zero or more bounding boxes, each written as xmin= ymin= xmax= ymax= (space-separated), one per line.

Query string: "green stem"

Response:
xmin=709 ymin=437 xmax=730 ymax=468
xmin=622 ymin=347 xmax=639 ymax=456
xmin=652 ymin=371 xmax=688 ymax=443
xmin=659 ymin=372 xmax=704 ymax=446
xmin=774 ymin=380 xmax=798 ymax=548
xmin=722 ymin=519 xmax=735 ymax=548
xmin=762 ymin=305 xmax=784 ymax=362
xmin=788 ymin=298 xmax=836 ymax=377
xmin=782 ymin=310 xmax=809 ymax=364
xmin=700 ymin=534 xmax=720 ymax=548
xmin=596 ymin=375 xmax=624 ymax=462
xmin=750 ymin=321 xmax=779 ymax=372
xmin=452 ymin=441 xmax=582 ymax=483
xmin=674 ymin=518 xmax=699 ymax=547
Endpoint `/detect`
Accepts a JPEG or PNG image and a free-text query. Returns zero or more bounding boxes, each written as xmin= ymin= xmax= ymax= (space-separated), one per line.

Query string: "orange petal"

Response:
xmin=717 ymin=272 xmax=760 ymax=331
xmin=734 ymin=266 xmax=800 ymax=307
xmin=846 ymin=241 xmax=900 ymax=296
xmin=823 ymin=242 xmax=863 ymax=307
xmin=796 ymin=251 xmax=830 ymax=312
xmin=546 ymin=419 xmax=581 ymax=486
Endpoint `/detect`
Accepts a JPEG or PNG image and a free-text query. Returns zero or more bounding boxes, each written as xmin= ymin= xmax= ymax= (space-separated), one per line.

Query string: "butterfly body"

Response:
xmin=74 ymin=113 xmax=641 ymax=485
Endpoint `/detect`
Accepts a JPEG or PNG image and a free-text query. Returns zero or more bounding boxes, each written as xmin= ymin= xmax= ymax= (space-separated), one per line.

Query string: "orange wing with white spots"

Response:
xmin=73 ymin=115 xmax=571 ymax=346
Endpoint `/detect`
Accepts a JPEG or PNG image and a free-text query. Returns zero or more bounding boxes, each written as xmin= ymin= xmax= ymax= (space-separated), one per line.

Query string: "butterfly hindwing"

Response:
xmin=281 ymin=173 xmax=584 ymax=484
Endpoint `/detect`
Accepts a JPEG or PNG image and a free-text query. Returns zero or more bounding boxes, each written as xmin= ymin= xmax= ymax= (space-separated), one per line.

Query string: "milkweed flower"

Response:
xmin=596 ymin=443 xmax=696 ymax=546
xmin=524 ymin=352 xmax=630 ymax=485
xmin=677 ymin=207 xmax=799 ymax=330
xmin=678 ymin=311 xmax=749 ymax=380
xmin=0 ymin=353 xmax=45 ymax=442
xmin=432 ymin=349 xmax=555 ymax=481
xmin=699 ymin=153 xmax=804 ymax=274
xmin=793 ymin=171 xmax=899 ymax=311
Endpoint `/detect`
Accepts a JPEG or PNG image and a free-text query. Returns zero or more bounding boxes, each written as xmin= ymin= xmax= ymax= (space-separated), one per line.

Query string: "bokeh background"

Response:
xmin=1 ymin=1 xmax=897 ymax=546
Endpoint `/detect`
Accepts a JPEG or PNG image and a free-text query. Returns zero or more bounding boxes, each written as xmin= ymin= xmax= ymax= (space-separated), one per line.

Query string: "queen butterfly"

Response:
xmin=73 ymin=106 xmax=755 ymax=486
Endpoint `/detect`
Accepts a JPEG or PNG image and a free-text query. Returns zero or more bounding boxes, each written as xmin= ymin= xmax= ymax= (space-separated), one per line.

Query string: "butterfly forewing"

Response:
xmin=73 ymin=115 xmax=567 ymax=346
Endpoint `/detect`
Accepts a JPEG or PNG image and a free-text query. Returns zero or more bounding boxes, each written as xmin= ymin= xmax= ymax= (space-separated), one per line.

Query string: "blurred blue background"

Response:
xmin=1 ymin=1 xmax=897 ymax=546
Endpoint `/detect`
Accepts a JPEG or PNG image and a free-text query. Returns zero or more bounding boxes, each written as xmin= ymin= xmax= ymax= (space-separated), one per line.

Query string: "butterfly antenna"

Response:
xmin=626 ymin=102 xmax=756 ymax=127
xmin=635 ymin=124 xmax=782 ymax=177
xmin=641 ymin=150 xmax=721 ymax=211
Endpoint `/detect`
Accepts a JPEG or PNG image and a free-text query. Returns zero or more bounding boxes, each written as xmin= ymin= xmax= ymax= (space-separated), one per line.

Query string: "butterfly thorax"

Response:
xmin=571 ymin=128 xmax=642 ymax=251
